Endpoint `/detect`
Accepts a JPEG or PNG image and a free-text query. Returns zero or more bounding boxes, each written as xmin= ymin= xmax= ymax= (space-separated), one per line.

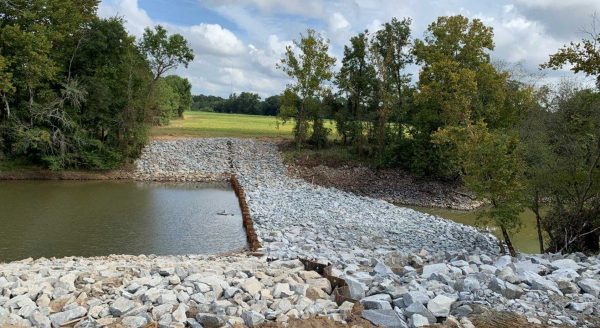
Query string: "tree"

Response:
xmin=404 ymin=15 xmax=519 ymax=177
xmin=541 ymin=15 xmax=600 ymax=87
xmin=434 ymin=122 xmax=526 ymax=256
xmin=139 ymin=25 xmax=194 ymax=81
xmin=336 ymin=31 xmax=377 ymax=147
xmin=278 ymin=29 xmax=336 ymax=148
xmin=164 ymin=75 xmax=192 ymax=118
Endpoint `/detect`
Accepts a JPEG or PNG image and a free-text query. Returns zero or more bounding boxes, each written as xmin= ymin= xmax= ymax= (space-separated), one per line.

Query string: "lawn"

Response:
xmin=151 ymin=111 xmax=336 ymax=139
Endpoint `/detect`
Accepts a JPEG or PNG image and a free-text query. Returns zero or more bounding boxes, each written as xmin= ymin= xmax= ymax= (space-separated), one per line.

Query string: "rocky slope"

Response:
xmin=0 ymin=138 xmax=598 ymax=328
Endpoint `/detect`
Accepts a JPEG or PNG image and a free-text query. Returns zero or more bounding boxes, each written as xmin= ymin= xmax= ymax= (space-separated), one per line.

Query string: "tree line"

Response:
xmin=192 ymin=92 xmax=281 ymax=116
xmin=277 ymin=16 xmax=600 ymax=254
xmin=0 ymin=0 xmax=193 ymax=169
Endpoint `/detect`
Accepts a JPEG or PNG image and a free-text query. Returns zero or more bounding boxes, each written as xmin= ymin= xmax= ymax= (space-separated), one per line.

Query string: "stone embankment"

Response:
xmin=0 ymin=138 xmax=598 ymax=328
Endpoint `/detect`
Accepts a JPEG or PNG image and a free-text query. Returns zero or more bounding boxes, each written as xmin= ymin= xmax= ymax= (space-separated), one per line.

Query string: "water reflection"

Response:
xmin=0 ymin=181 xmax=247 ymax=262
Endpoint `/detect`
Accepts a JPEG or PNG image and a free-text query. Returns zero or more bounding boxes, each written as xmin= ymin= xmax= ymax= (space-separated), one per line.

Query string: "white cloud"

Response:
xmin=98 ymin=0 xmax=152 ymax=37
xmin=99 ymin=0 xmax=597 ymax=96
xmin=183 ymin=24 xmax=246 ymax=56
xmin=330 ymin=12 xmax=350 ymax=31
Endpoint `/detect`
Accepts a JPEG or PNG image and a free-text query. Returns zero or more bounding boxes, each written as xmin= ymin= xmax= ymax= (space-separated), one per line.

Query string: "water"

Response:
xmin=0 ymin=181 xmax=247 ymax=262
xmin=409 ymin=206 xmax=543 ymax=254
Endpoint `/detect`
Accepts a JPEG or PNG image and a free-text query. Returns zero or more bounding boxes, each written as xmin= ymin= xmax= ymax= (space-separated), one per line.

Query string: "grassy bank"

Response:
xmin=151 ymin=111 xmax=337 ymax=139
xmin=151 ymin=111 xmax=291 ymax=138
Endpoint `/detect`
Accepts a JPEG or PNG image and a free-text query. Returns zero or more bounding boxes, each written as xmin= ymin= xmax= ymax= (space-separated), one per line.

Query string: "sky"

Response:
xmin=98 ymin=0 xmax=600 ymax=97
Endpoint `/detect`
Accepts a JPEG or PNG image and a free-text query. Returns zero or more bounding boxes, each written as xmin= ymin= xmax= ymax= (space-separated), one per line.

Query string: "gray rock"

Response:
xmin=196 ymin=312 xmax=225 ymax=328
xmin=410 ymin=313 xmax=430 ymax=327
xmin=29 ymin=311 xmax=51 ymax=328
xmin=489 ymin=277 xmax=523 ymax=299
xmin=521 ymin=271 xmax=562 ymax=295
xmin=110 ymin=297 xmax=136 ymax=316
xmin=121 ymin=316 xmax=148 ymax=328
xmin=494 ymin=255 xmax=512 ymax=268
xmin=427 ymin=294 xmax=455 ymax=317
xmin=455 ymin=276 xmax=480 ymax=292
xmin=241 ymin=277 xmax=261 ymax=295
xmin=374 ymin=260 xmax=394 ymax=276
xmin=403 ymin=302 xmax=436 ymax=324
xmin=344 ymin=276 xmax=367 ymax=299
xmin=242 ymin=310 xmax=265 ymax=327
xmin=422 ymin=263 xmax=448 ymax=278
xmin=273 ymin=283 xmax=293 ymax=298
xmin=550 ymin=259 xmax=581 ymax=271
xmin=361 ymin=294 xmax=393 ymax=310
xmin=362 ymin=309 xmax=407 ymax=328
xmin=402 ymin=291 xmax=429 ymax=306
xmin=578 ymin=278 xmax=600 ymax=297
xmin=49 ymin=306 xmax=87 ymax=327
xmin=152 ymin=303 xmax=173 ymax=320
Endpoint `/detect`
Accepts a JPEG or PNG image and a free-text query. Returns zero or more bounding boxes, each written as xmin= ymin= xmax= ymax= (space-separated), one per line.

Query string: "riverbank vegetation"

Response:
xmin=271 ymin=15 xmax=600 ymax=254
xmin=0 ymin=0 xmax=193 ymax=170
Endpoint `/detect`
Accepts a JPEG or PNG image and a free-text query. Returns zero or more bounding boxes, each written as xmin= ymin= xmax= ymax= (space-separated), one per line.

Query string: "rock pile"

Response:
xmin=1 ymin=138 xmax=598 ymax=327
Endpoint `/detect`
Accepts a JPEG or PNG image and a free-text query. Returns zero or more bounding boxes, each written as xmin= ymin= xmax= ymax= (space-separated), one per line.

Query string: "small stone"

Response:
xmin=242 ymin=310 xmax=265 ymax=327
xmin=273 ymin=283 xmax=293 ymax=298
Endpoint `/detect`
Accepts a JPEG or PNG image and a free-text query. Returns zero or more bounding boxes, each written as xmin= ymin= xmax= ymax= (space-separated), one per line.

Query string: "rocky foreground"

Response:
xmin=1 ymin=138 xmax=599 ymax=328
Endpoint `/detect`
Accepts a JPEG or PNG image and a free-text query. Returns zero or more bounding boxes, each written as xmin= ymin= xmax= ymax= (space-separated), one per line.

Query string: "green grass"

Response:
xmin=151 ymin=111 xmax=337 ymax=139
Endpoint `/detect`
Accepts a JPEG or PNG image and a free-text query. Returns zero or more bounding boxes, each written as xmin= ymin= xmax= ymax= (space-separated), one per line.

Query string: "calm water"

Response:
xmin=409 ymin=206 xmax=542 ymax=254
xmin=0 ymin=181 xmax=247 ymax=262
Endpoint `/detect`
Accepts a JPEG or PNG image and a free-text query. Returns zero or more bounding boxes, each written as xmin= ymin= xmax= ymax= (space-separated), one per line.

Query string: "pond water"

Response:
xmin=409 ymin=206 xmax=542 ymax=254
xmin=0 ymin=181 xmax=247 ymax=262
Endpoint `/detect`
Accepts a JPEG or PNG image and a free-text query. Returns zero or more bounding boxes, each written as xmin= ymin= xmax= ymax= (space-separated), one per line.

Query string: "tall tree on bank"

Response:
xmin=278 ymin=29 xmax=336 ymax=148
xmin=336 ymin=31 xmax=376 ymax=147
xmin=370 ymin=17 xmax=413 ymax=153
xmin=138 ymin=25 xmax=194 ymax=124
xmin=139 ymin=25 xmax=194 ymax=81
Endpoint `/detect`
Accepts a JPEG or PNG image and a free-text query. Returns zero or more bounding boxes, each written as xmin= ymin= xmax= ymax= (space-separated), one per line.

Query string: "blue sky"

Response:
xmin=99 ymin=0 xmax=600 ymax=97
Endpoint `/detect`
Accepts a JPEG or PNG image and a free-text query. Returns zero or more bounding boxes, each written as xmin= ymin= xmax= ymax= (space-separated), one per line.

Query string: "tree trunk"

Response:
xmin=501 ymin=225 xmax=517 ymax=257
xmin=532 ymin=192 xmax=545 ymax=253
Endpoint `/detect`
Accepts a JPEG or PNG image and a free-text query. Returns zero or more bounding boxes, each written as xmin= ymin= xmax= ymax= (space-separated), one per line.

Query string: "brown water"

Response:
xmin=0 ymin=181 xmax=247 ymax=262
xmin=409 ymin=206 xmax=543 ymax=254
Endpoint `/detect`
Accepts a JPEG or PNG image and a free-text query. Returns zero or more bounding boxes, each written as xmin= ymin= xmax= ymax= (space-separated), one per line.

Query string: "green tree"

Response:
xmin=164 ymin=75 xmax=192 ymax=118
xmin=541 ymin=16 xmax=600 ymax=87
xmin=278 ymin=29 xmax=336 ymax=148
xmin=405 ymin=15 xmax=519 ymax=177
xmin=434 ymin=122 xmax=526 ymax=256
xmin=336 ymin=31 xmax=377 ymax=147
xmin=139 ymin=25 xmax=194 ymax=81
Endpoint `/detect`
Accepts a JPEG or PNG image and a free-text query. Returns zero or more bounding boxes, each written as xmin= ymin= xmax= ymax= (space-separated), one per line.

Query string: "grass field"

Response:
xmin=151 ymin=111 xmax=336 ymax=139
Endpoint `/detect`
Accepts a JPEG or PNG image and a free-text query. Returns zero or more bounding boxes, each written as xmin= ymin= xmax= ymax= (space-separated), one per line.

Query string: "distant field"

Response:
xmin=151 ymin=111 xmax=336 ymax=139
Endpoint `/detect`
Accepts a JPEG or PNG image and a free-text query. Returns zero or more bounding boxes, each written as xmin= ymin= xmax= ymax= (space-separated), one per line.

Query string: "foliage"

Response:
xmin=541 ymin=16 xmax=600 ymax=88
xmin=163 ymin=75 xmax=192 ymax=118
xmin=138 ymin=25 xmax=194 ymax=81
xmin=434 ymin=122 xmax=526 ymax=255
xmin=0 ymin=1 xmax=192 ymax=169
xmin=278 ymin=29 xmax=336 ymax=148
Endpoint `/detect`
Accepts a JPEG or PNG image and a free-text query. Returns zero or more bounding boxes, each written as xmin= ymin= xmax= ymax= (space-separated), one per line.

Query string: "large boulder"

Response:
xmin=360 ymin=294 xmax=392 ymax=310
xmin=362 ymin=309 xmax=408 ymax=328
xmin=427 ymin=294 xmax=455 ymax=317
xmin=578 ymin=279 xmax=600 ymax=297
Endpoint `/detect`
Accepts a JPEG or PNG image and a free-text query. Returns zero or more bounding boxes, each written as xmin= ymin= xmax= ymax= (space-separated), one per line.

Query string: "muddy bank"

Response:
xmin=285 ymin=160 xmax=482 ymax=211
